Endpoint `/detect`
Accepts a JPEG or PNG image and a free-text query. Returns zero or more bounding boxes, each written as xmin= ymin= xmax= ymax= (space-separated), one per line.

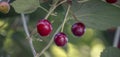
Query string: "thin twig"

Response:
xmin=113 ymin=27 xmax=120 ymax=47
xmin=36 ymin=24 xmax=62 ymax=57
xmin=21 ymin=13 xmax=36 ymax=57
xmin=61 ymin=5 xmax=71 ymax=32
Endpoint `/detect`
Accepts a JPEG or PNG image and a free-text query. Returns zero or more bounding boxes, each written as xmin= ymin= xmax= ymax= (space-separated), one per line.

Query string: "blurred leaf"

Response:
xmin=4 ymin=37 xmax=21 ymax=55
xmin=71 ymin=0 xmax=120 ymax=30
xmin=0 ymin=34 xmax=5 ymax=49
xmin=11 ymin=31 xmax=33 ymax=57
xmin=100 ymin=47 xmax=120 ymax=57
xmin=67 ymin=43 xmax=81 ymax=57
xmin=11 ymin=0 xmax=40 ymax=14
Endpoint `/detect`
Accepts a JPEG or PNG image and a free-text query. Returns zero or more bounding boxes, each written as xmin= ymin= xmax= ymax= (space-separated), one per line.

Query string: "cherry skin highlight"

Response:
xmin=54 ymin=32 xmax=68 ymax=47
xmin=37 ymin=19 xmax=52 ymax=36
xmin=71 ymin=22 xmax=85 ymax=37
xmin=106 ymin=0 xmax=117 ymax=3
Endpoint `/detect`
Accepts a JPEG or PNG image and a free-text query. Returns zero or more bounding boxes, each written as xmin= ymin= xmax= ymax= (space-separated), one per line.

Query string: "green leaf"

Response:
xmin=100 ymin=47 xmax=120 ymax=57
xmin=11 ymin=0 xmax=40 ymax=14
xmin=71 ymin=0 xmax=120 ymax=30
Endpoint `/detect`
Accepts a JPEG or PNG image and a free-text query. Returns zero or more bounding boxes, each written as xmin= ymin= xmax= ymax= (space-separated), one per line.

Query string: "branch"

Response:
xmin=21 ymin=13 xmax=36 ymax=57
xmin=113 ymin=27 xmax=120 ymax=47
xmin=61 ymin=5 xmax=71 ymax=32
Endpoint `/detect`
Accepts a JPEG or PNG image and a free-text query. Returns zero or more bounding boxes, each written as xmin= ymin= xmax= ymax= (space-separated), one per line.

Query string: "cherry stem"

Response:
xmin=113 ymin=27 xmax=120 ymax=47
xmin=61 ymin=5 xmax=71 ymax=32
xmin=21 ymin=13 xmax=36 ymax=57
xmin=36 ymin=23 xmax=63 ymax=57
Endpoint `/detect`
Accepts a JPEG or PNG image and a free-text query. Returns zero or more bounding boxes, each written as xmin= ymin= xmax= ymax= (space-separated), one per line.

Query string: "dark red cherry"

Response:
xmin=71 ymin=22 xmax=85 ymax=37
xmin=106 ymin=0 xmax=117 ymax=3
xmin=54 ymin=32 xmax=68 ymax=46
xmin=37 ymin=19 xmax=52 ymax=36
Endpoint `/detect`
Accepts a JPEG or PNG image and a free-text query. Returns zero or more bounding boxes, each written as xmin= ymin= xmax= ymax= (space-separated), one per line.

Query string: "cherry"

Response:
xmin=54 ymin=32 xmax=68 ymax=46
xmin=106 ymin=0 xmax=117 ymax=3
xmin=71 ymin=22 xmax=85 ymax=37
xmin=37 ymin=19 xmax=52 ymax=36
xmin=0 ymin=1 xmax=10 ymax=14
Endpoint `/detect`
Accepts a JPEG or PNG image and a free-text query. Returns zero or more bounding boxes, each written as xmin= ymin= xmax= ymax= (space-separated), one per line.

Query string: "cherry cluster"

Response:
xmin=36 ymin=0 xmax=118 ymax=47
xmin=37 ymin=19 xmax=85 ymax=47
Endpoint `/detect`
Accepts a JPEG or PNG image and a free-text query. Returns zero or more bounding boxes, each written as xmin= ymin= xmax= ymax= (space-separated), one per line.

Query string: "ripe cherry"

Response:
xmin=0 ymin=1 xmax=10 ymax=14
xmin=71 ymin=22 xmax=85 ymax=37
xmin=37 ymin=19 xmax=52 ymax=36
xmin=106 ymin=0 xmax=117 ymax=3
xmin=54 ymin=32 xmax=68 ymax=46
